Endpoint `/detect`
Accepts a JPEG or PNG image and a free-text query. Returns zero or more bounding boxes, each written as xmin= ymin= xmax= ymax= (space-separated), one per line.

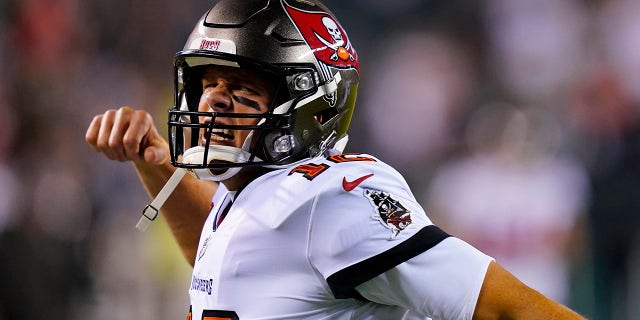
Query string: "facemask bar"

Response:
xmin=169 ymin=109 xmax=292 ymax=168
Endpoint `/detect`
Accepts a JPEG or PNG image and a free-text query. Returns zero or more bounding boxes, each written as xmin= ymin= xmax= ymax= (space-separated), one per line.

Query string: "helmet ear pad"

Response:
xmin=259 ymin=76 xmax=339 ymax=162
xmin=248 ymin=67 xmax=359 ymax=164
xmin=292 ymin=71 xmax=359 ymax=157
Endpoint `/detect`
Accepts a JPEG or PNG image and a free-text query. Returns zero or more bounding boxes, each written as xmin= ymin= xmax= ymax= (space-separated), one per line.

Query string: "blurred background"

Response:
xmin=0 ymin=0 xmax=639 ymax=319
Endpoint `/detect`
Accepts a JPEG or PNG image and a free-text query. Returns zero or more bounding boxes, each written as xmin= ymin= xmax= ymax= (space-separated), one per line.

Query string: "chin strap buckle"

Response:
xmin=135 ymin=168 xmax=187 ymax=232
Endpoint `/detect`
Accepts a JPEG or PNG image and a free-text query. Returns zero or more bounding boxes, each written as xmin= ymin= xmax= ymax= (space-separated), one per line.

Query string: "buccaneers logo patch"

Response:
xmin=282 ymin=0 xmax=359 ymax=72
xmin=365 ymin=189 xmax=412 ymax=238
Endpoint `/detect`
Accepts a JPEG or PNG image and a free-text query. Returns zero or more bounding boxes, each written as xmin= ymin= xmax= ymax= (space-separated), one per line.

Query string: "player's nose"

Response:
xmin=199 ymin=81 xmax=232 ymax=112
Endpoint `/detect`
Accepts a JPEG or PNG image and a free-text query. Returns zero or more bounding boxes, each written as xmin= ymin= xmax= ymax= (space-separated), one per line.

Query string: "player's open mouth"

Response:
xmin=211 ymin=128 xmax=234 ymax=142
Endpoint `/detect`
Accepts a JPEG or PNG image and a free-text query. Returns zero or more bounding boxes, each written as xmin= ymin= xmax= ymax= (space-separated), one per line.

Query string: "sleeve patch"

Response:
xmin=364 ymin=189 xmax=412 ymax=238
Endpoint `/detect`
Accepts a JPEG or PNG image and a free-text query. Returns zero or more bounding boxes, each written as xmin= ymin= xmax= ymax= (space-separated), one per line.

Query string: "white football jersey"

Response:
xmin=188 ymin=153 xmax=492 ymax=320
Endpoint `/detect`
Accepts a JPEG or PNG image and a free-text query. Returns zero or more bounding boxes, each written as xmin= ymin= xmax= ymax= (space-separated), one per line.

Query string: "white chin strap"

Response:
xmin=135 ymin=167 xmax=187 ymax=232
xmin=182 ymin=145 xmax=253 ymax=181
xmin=135 ymin=143 xmax=259 ymax=232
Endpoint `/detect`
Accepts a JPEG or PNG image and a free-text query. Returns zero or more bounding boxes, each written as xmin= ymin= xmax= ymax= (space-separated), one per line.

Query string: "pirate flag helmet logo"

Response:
xmin=283 ymin=0 xmax=360 ymax=72
xmin=365 ymin=189 xmax=413 ymax=238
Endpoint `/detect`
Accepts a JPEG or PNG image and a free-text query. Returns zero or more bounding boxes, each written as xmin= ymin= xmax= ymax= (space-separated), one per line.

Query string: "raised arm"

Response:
xmin=473 ymin=261 xmax=586 ymax=320
xmin=85 ymin=106 xmax=216 ymax=265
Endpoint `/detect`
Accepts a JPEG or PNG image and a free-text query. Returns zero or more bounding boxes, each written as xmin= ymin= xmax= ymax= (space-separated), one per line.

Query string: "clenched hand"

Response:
xmin=85 ymin=106 xmax=169 ymax=165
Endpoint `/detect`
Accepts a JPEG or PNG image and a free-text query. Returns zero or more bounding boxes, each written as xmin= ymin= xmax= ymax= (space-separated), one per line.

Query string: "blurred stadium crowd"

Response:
xmin=0 ymin=0 xmax=639 ymax=319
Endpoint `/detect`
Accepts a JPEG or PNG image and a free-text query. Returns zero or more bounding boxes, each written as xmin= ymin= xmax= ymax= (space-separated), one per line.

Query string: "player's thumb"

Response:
xmin=143 ymin=145 xmax=169 ymax=165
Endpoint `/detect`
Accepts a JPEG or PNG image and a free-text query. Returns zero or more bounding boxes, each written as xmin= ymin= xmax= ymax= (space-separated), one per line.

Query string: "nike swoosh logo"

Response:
xmin=342 ymin=173 xmax=374 ymax=192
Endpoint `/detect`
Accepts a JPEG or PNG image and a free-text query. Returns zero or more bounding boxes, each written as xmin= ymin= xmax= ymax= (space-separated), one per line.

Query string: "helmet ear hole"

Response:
xmin=315 ymin=108 xmax=338 ymax=125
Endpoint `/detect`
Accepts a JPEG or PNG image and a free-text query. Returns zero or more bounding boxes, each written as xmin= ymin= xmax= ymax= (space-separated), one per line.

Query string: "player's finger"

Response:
xmin=96 ymin=109 xmax=119 ymax=160
xmin=143 ymin=145 xmax=168 ymax=165
xmin=85 ymin=114 xmax=103 ymax=151
xmin=121 ymin=109 xmax=153 ymax=162
xmin=109 ymin=107 xmax=135 ymax=161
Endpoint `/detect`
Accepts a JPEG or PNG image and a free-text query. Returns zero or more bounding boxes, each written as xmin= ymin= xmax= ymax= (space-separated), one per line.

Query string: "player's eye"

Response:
xmin=202 ymin=81 xmax=217 ymax=90
xmin=237 ymin=85 xmax=258 ymax=95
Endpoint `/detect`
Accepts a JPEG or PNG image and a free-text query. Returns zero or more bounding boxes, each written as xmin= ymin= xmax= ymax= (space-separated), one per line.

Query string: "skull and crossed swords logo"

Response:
xmin=365 ymin=189 xmax=413 ymax=238
xmin=314 ymin=16 xmax=355 ymax=62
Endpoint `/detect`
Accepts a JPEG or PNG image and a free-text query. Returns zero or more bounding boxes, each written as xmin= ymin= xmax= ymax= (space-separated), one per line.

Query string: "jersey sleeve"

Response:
xmin=355 ymin=237 xmax=493 ymax=319
xmin=307 ymin=160 xmax=454 ymax=300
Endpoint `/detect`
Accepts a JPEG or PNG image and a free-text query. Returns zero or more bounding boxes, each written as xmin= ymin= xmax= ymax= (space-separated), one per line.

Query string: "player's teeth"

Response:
xmin=211 ymin=128 xmax=233 ymax=141
xmin=211 ymin=135 xmax=226 ymax=141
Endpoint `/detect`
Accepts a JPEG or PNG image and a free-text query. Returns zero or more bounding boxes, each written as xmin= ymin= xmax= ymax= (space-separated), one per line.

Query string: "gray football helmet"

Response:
xmin=168 ymin=0 xmax=360 ymax=181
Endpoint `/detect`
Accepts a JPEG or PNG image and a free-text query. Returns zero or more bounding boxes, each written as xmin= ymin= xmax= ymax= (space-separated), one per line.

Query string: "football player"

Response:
xmin=85 ymin=0 xmax=586 ymax=319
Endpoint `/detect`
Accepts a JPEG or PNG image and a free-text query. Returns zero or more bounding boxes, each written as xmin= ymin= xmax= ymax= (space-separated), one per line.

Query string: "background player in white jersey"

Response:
xmin=85 ymin=0 xmax=586 ymax=319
